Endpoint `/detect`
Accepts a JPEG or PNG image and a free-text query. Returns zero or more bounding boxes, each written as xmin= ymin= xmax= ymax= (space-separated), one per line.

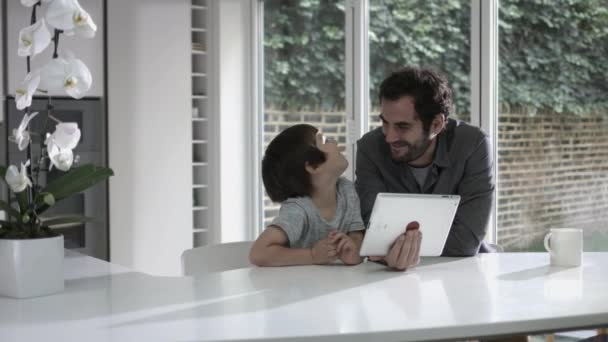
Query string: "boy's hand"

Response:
xmin=311 ymin=238 xmax=338 ymax=264
xmin=329 ymin=231 xmax=362 ymax=265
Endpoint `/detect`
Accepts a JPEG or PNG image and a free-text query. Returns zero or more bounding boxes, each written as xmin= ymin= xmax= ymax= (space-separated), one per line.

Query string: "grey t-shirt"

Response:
xmin=270 ymin=178 xmax=365 ymax=248
xmin=409 ymin=165 xmax=431 ymax=189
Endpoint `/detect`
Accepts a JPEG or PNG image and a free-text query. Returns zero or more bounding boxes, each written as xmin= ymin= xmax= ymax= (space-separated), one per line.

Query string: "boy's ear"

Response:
xmin=305 ymin=161 xmax=320 ymax=175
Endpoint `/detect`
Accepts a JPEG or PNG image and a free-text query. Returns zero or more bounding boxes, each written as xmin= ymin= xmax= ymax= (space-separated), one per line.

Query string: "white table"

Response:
xmin=1 ymin=251 xmax=607 ymax=342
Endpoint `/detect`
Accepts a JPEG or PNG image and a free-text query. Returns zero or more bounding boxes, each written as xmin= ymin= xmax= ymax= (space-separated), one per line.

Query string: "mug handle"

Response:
xmin=543 ymin=232 xmax=555 ymax=256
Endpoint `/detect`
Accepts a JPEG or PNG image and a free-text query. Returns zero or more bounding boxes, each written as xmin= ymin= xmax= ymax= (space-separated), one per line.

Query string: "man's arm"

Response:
xmin=354 ymin=142 xmax=387 ymax=225
xmin=443 ymin=134 xmax=495 ymax=256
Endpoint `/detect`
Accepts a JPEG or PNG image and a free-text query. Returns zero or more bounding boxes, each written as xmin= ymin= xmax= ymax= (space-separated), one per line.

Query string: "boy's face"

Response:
xmin=314 ymin=132 xmax=349 ymax=176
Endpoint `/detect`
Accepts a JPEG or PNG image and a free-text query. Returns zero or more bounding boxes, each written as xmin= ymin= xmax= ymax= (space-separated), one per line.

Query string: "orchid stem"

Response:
xmin=52 ymin=30 xmax=63 ymax=59
xmin=30 ymin=2 xmax=40 ymax=25
xmin=47 ymin=114 xmax=61 ymax=124
xmin=24 ymin=3 xmax=43 ymax=234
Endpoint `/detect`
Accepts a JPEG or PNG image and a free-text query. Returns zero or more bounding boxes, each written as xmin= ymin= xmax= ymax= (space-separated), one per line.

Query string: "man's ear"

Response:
xmin=430 ymin=114 xmax=446 ymax=137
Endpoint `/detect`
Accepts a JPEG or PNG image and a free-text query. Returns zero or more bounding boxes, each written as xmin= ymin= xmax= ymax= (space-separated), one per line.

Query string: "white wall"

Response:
xmin=107 ymin=0 xmax=192 ymax=276
xmin=6 ymin=0 xmax=104 ymax=97
xmin=214 ymin=0 xmax=256 ymax=242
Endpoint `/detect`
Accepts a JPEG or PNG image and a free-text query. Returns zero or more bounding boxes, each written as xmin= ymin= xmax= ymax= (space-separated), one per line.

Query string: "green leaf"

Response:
xmin=41 ymin=215 xmax=93 ymax=228
xmin=0 ymin=220 xmax=16 ymax=228
xmin=35 ymin=192 xmax=55 ymax=207
xmin=0 ymin=199 xmax=21 ymax=220
xmin=38 ymin=164 xmax=113 ymax=215
xmin=16 ymin=190 xmax=29 ymax=217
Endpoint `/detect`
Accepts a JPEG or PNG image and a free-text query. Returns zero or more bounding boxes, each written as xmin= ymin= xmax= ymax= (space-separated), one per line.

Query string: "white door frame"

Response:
xmin=345 ymin=0 xmax=370 ymax=181
xmin=471 ymin=0 xmax=499 ymax=243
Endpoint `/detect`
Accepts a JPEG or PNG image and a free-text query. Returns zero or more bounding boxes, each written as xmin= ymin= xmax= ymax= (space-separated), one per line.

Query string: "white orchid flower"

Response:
xmin=11 ymin=112 xmax=40 ymax=151
xmin=46 ymin=122 xmax=81 ymax=150
xmin=46 ymin=0 xmax=97 ymax=38
xmin=21 ymin=0 xmax=40 ymax=6
xmin=46 ymin=139 xmax=74 ymax=171
xmin=21 ymin=0 xmax=53 ymax=7
xmin=18 ymin=19 xmax=51 ymax=57
xmin=39 ymin=56 xmax=92 ymax=98
xmin=15 ymin=71 xmax=41 ymax=110
xmin=5 ymin=161 xmax=32 ymax=193
xmin=44 ymin=122 xmax=80 ymax=171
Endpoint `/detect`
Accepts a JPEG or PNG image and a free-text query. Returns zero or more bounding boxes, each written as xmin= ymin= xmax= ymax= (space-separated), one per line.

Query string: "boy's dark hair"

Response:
xmin=379 ymin=65 xmax=453 ymax=132
xmin=262 ymin=124 xmax=326 ymax=202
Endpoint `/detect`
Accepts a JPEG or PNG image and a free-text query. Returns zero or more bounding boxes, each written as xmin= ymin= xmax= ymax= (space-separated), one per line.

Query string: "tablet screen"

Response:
xmin=359 ymin=193 xmax=460 ymax=257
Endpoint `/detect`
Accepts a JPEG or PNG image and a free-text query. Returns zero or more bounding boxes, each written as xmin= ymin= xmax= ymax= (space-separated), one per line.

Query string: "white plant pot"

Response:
xmin=0 ymin=235 xmax=64 ymax=298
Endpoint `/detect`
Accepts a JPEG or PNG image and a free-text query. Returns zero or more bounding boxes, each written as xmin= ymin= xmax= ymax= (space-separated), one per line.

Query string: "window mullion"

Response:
xmin=345 ymin=0 xmax=369 ymax=181
xmin=472 ymin=0 xmax=499 ymax=243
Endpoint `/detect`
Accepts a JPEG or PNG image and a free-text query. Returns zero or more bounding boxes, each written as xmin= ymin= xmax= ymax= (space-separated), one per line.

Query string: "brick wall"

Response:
xmin=496 ymin=109 xmax=608 ymax=249
xmin=261 ymin=108 xmax=608 ymax=250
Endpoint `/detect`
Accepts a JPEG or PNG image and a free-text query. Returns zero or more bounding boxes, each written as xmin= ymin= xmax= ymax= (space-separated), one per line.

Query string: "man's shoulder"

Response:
xmin=357 ymin=127 xmax=384 ymax=151
xmin=446 ymin=118 xmax=489 ymax=149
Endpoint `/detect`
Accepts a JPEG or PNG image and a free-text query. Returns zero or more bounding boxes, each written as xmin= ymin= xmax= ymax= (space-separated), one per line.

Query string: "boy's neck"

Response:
xmin=310 ymin=175 xmax=339 ymax=211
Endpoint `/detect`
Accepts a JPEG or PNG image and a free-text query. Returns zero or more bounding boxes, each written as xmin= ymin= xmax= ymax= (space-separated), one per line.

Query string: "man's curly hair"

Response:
xmin=379 ymin=65 xmax=453 ymax=131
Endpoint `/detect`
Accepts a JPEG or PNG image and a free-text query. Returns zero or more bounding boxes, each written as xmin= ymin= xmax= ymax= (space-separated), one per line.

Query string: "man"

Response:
xmin=355 ymin=65 xmax=495 ymax=257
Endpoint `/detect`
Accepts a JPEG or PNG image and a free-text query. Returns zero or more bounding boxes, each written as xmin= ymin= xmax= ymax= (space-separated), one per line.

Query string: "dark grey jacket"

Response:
xmin=355 ymin=119 xmax=495 ymax=256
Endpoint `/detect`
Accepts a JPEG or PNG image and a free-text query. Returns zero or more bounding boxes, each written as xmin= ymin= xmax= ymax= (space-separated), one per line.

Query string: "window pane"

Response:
xmin=262 ymin=1 xmax=346 ymax=226
xmin=497 ymin=1 xmax=608 ymax=251
xmin=368 ymin=0 xmax=471 ymax=129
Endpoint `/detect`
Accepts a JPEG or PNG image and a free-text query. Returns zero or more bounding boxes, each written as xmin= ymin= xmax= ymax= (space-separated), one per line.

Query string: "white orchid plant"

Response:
xmin=0 ymin=0 xmax=112 ymax=239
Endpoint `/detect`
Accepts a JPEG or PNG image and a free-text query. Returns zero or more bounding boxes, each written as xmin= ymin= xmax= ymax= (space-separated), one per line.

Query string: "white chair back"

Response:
xmin=181 ymin=241 xmax=254 ymax=276
xmin=487 ymin=243 xmax=505 ymax=253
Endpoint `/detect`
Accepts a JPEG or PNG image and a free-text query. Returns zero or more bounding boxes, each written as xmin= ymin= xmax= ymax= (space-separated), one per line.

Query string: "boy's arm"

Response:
xmin=249 ymin=226 xmax=337 ymax=266
xmin=348 ymin=230 xmax=364 ymax=251
xmin=330 ymin=230 xmax=365 ymax=265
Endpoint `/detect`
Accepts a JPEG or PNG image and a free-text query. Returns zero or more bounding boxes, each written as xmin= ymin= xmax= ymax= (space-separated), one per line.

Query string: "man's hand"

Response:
xmin=369 ymin=221 xmax=422 ymax=271
xmin=311 ymin=238 xmax=339 ymax=264
xmin=328 ymin=231 xmax=362 ymax=265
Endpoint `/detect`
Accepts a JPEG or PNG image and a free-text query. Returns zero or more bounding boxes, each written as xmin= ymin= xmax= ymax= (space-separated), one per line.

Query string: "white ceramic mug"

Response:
xmin=543 ymin=228 xmax=583 ymax=267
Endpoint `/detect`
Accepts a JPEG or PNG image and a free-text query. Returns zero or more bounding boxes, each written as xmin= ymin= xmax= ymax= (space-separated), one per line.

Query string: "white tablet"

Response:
xmin=359 ymin=193 xmax=460 ymax=257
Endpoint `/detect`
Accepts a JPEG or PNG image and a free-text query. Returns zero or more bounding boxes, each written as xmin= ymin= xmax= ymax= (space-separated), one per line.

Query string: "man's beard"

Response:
xmin=389 ymin=136 xmax=432 ymax=163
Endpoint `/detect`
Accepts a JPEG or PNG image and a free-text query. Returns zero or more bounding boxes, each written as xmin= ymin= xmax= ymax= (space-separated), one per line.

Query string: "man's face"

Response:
xmin=380 ymin=96 xmax=433 ymax=164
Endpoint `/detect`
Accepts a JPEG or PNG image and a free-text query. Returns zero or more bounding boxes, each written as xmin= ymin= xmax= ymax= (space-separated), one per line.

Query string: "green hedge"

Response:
xmin=264 ymin=0 xmax=608 ymax=115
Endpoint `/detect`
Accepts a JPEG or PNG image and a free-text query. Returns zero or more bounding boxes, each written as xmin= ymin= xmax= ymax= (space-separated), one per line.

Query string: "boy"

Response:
xmin=249 ymin=124 xmax=364 ymax=266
